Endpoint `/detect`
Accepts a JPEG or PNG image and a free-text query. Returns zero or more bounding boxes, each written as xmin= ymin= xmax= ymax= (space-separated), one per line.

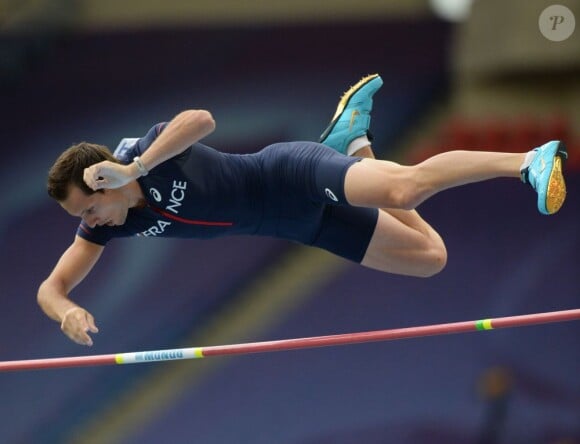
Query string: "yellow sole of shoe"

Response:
xmin=546 ymin=156 xmax=566 ymax=214
xmin=331 ymin=73 xmax=380 ymax=121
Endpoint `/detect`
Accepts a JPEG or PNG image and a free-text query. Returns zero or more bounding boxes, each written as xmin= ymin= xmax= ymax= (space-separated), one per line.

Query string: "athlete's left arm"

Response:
xmin=84 ymin=109 xmax=216 ymax=191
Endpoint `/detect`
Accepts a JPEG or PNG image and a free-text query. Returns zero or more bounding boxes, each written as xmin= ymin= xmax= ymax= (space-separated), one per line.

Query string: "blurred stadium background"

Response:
xmin=0 ymin=0 xmax=579 ymax=443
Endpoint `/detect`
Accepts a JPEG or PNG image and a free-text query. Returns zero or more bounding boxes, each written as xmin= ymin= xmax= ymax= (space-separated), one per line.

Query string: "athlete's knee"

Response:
xmin=392 ymin=228 xmax=447 ymax=278
xmin=419 ymin=240 xmax=447 ymax=277
xmin=382 ymin=167 xmax=425 ymax=211
xmin=388 ymin=186 xmax=420 ymax=211
xmin=362 ymin=227 xmax=447 ymax=278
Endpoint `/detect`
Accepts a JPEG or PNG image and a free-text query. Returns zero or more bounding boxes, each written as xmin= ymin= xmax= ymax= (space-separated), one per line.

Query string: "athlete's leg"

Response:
xmin=319 ymin=76 xmax=447 ymax=276
xmin=349 ymin=145 xmax=447 ymax=277
xmin=319 ymin=74 xmax=564 ymax=213
xmin=351 ymin=145 xmax=441 ymax=231
xmin=360 ymin=207 xmax=447 ymax=276
xmin=345 ymin=149 xmax=524 ymax=210
xmin=319 ymin=75 xmax=565 ymax=276
xmin=352 ymin=141 xmax=567 ymax=274
xmin=345 ymin=140 xmax=568 ymax=216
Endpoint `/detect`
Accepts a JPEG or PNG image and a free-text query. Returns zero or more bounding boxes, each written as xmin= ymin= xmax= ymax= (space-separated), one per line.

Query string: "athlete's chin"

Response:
xmin=106 ymin=216 xmax=122 ymax=226
xmin=118 ymin=212 xmax=128 ymax=225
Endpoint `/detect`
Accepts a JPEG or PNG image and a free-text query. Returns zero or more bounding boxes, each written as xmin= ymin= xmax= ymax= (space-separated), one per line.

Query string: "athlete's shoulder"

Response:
xmin=76 ymin=222 xmax=113 ymax=246
xmin=113 ymin=122 xmax=169 ymax=163
xmin=77 ymin=219 xmax=143 ymax=245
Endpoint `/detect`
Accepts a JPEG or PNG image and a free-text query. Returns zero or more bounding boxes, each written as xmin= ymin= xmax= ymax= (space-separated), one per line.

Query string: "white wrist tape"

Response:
xmin=133 ymin=156 xmax=149 ymax=176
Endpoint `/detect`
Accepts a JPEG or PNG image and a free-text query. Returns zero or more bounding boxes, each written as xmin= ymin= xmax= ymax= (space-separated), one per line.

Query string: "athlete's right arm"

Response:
xmin=37 ymin=235 xmax=104 ymax=346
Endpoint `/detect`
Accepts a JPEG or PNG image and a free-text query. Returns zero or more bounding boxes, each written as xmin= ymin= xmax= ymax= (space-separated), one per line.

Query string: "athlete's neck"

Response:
xmin=124 ymin=180 xmax=147 ymax=208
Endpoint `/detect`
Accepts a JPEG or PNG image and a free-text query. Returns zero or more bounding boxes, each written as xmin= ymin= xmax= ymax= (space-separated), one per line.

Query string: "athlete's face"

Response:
xmin=60 ymin=185 xmax=130 ymax=228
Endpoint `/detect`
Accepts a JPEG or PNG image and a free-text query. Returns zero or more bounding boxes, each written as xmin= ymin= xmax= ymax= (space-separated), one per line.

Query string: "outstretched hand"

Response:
xmin=60 ymin=307 xmax=99 ymax=346
xmin=84 ymin=161 xmax=138 ymax=191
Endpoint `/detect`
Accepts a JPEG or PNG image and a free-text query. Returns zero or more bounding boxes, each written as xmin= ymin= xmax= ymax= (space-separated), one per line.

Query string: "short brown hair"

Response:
xmin=47 ymin=142 xmax=120 ymax=201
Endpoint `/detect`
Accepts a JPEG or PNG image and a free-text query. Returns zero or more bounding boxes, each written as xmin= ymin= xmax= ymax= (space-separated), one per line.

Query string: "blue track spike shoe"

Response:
xmin=521 ymin=140 xmax=567 ymax=215
xmin=319 ymin=74 xmax=383 ymax=155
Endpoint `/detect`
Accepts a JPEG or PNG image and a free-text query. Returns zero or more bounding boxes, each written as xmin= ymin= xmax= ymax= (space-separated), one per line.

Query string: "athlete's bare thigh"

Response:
xmin=361 ymin=209 xmax=447 ymax=277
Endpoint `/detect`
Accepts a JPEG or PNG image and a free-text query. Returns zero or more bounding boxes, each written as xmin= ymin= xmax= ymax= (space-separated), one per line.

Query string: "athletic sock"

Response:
xmin=520 ymin=150 xmax=537 ymax=171
xmin=347 ymin=136 xmax=371 ymax=156
xmin=519 ymin=150 xmax=537 ymax=182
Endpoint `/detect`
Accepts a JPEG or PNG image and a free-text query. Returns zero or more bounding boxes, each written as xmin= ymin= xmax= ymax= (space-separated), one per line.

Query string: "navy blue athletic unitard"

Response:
xmin=76 ymin=123 xmax=379 ymax=263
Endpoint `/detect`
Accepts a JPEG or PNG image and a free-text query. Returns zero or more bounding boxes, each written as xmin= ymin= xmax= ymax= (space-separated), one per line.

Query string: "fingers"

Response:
xmin=83 ymin=163 xmax=105 ymax=191
xmin=83 ymin=161 xmax=130 ymax=190
xmin=61 ymin=307 xmax=99 ymax=346
xmin=76 ymin=330 xmax=94 ymax=347
xmin=87 ymin=313 xmax=99 ymax=334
